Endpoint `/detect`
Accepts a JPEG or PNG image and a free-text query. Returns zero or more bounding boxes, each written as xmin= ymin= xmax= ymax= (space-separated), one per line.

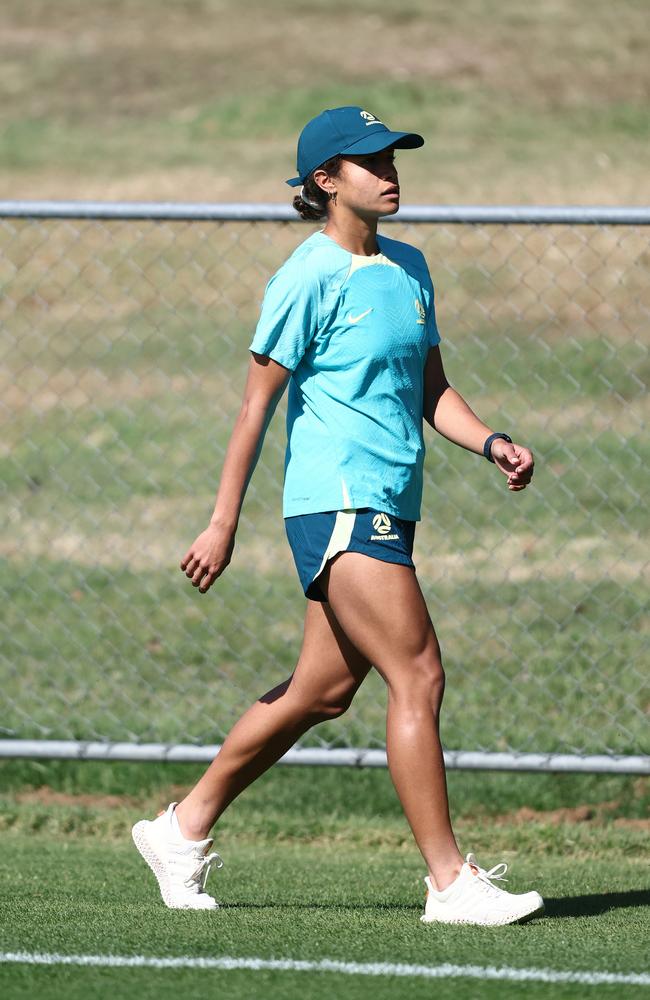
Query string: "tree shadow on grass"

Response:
xmin=544 ymin=888 xmax=650 ymax=919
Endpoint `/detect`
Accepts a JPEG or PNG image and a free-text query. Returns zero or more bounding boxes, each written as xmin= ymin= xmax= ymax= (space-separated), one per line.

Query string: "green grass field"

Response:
xmin=1 ymin=763 xmax=649 ymax=999
xmin=1 ymin=4 xmax=648 ymax=996
xmin=1 ymin=217 xmax=647 ymax=753
xmin=1 ymin=0 xmax=649 ymax=205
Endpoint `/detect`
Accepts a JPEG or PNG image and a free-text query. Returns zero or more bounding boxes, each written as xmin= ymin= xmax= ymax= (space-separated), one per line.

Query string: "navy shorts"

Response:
xmin=284 ymin=508 xmax=416 ymax=602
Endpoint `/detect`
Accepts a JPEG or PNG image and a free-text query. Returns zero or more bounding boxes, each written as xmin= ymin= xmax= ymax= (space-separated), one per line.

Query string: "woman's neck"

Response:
xmin=322 ymin=212 xmax=379 ymax=257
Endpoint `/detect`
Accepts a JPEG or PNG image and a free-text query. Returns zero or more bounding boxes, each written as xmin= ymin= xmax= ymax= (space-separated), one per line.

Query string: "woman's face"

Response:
xmin=328 ymin=148 xmax=400 ymax=219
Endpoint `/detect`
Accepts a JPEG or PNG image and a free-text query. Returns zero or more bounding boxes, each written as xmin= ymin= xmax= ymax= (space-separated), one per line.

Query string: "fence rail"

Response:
xmin=1 ymin=200 xmax=650 ymax=223
xmin=1 ymin=202 xmax=648 ymax=773
xmin=1 ymin=739 xmax=648 ymax=774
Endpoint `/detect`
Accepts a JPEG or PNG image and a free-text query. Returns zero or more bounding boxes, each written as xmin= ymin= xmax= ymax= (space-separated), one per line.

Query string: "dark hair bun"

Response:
xmin=292 ymin=193 xmax=326 ymax=221
xmin=290 ymin=155 xmax=342 ymax=220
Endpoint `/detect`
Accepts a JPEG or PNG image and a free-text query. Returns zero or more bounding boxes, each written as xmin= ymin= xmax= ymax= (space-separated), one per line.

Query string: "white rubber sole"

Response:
xmin=131 ymin=820 xmax=218 ymax=911
xmin=421 ymin=898 xmax=545 ymax=927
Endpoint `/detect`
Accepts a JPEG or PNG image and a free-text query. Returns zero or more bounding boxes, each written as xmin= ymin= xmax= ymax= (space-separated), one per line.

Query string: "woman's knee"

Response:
xmin=416 ymin=656 xmax=446 ymax=706
xmin=388 ymin=652 xmax=446 ymax=711
xmin=305 ymin=679 xmax=359 ymax=722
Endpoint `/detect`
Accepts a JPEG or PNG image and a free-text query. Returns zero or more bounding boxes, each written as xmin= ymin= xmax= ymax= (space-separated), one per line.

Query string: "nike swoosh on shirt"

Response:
xmin=347 ymin=308 xmax=373 ymax=324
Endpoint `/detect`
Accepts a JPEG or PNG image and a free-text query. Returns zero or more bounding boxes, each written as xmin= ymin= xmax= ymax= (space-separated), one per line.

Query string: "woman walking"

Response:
xmin=132 ymin=106 xmax=544 ymax=926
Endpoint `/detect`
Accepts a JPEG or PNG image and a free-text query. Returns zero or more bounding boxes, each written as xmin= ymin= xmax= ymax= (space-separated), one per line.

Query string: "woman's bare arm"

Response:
xmin=180 ymin=353 xmax=290 ymax=593
xmin=423 ymin=345 xmax=534 ymax=491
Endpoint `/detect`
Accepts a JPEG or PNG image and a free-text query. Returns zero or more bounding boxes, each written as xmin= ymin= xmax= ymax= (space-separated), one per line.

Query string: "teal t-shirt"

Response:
xmin=249 ymin=231 xmax=440 ymax=520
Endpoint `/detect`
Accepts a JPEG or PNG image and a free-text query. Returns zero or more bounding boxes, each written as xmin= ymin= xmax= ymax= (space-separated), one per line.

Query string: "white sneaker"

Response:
xmin=132 ymin=802 xmax=223 ymax=910
xmin=421 ymin=853 xmax=545 ymax=926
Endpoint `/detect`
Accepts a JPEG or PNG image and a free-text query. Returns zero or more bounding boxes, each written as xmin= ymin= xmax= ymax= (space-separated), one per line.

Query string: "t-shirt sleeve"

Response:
xmin=409 ymin=245 xmax=441 ymax=348
xmin=426 ymin=281 xmax=441 ymax=348
xmin=249 ymin=258 xmax=320 ymax=371
xmin=409 ymin=247 xmax=440 ymax=347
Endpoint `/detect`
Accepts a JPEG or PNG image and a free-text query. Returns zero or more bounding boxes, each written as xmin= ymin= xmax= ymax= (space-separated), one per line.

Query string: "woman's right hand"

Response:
xmin=178 ymin=355 xmax=289 ymax=595
xmin=180 ymin=522 xmax=235 ymax=594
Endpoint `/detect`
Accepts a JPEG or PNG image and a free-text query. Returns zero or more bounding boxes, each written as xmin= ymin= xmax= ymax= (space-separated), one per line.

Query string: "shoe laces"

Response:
xmin=466 ymin=853 xmax=509 ymax=894
xmin=184 ymin=850 xmax=224 ymax=892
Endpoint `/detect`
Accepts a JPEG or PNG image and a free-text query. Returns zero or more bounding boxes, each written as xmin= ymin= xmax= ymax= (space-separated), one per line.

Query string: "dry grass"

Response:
xmin=4 ymin=0 xmax=648 ymax=113
xmin=2 ymin=494 xmax=646 ymax=592
xmin=1 ymin=0 xmax=649 ymax=203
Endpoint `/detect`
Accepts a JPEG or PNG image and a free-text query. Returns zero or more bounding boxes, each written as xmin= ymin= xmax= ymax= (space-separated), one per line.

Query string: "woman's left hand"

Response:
xmin=490 ymin=440 xmax=535 ymax=491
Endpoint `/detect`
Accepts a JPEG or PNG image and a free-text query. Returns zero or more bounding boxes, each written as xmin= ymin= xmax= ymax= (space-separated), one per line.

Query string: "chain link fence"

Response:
xmin=1 ymin=203 xmax=648 ymax=772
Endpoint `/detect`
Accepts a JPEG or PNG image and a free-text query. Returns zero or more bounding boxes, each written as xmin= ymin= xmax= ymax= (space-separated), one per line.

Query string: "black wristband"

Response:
xmin=483 ymin=432 xmax=512 ymax=463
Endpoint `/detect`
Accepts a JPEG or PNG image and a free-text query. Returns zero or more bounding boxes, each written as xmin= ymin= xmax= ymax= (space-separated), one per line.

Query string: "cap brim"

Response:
xmin=342 ymin=130 xmax=424 ymax=155
xmin=285 ymin=129 xmax=424 ymax=186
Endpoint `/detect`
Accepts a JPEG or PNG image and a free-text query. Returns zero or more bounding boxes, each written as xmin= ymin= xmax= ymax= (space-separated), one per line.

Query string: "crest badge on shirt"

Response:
xmin=414 ymin=298 xmax=426 ymax=325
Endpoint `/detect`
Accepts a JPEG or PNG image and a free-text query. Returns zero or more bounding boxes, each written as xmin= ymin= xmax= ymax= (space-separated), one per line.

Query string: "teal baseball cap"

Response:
xmin=286 ymin=106 xmax=424 ymax=187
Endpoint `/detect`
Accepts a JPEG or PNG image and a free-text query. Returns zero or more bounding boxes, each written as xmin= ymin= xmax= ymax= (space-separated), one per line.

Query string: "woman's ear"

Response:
xmin=312 ymin=167 xmax=337 ymax=200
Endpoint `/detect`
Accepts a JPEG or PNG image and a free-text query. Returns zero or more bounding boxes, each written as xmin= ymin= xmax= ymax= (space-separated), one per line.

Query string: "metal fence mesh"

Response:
xmin=1 ymin=209 xmax=648 ymax=763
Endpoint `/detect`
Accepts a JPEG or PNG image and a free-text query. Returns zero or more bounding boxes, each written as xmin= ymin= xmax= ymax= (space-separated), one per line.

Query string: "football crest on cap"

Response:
xmin=359 ymin=110 xmax=385 ymax=126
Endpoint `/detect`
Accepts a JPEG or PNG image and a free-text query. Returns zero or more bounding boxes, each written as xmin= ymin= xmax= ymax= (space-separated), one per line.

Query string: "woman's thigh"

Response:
xmin=320 ymin=552 xmax=441 ymax=679
xmin=288 ymin=596 xmax=373 ymax=708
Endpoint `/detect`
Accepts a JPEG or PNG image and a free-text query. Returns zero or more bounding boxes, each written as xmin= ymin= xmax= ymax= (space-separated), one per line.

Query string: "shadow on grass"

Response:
xmin=222 ymin=889 xmax=650 ymax=918
xmin=545 ymin=889 xmax=650 ymax=919
xmin=221 ymin=902 xmax=419 ymax=913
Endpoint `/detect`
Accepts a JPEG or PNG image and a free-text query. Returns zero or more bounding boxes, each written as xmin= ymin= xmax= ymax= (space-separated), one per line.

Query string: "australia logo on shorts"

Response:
xmin=370 ymin=513 xmax=399 ymax=542
xmin=372 ymin=513 xmax=391 ymax=534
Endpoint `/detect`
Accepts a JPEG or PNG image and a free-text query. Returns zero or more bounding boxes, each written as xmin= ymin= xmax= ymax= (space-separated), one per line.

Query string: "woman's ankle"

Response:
xmin=427 ymin=857 xmax=464 ymax=892
xmin=173 ymin=801 xmax=213 ymax=842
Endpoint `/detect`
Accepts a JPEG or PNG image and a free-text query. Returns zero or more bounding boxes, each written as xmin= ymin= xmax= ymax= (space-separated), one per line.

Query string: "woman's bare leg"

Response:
xmin=174 ymin=598 xmax=371 ymax=841
xmin=321 ymin=553 xmax=463 ymax=891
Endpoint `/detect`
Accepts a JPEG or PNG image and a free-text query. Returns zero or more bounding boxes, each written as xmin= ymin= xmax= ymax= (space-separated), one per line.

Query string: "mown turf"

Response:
xmin=2 ymin=5 xmax=647 ymax=994
xmin=1 ymin=760 xmax=649 ymax=832
xmin=2 ymin=967 xmax=645 ymax=1000
xmin=0 ymin=765 xmax=648 ymax=1000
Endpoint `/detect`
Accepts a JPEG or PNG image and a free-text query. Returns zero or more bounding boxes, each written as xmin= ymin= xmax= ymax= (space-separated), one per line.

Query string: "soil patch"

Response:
xmin=491 ymin=802 xmax=650 ymax=831
xmin=14 ymin=786 xmax=140 ymax=809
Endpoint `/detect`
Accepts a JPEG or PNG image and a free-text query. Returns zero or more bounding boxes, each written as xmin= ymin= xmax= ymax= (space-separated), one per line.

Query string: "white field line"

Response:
xmin=1 ymin=952 xmax=649 ymax=986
